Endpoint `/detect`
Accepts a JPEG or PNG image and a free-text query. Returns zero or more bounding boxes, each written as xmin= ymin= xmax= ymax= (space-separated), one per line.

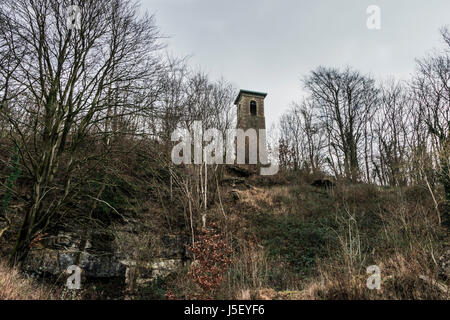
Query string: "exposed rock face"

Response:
xmin=59 ymin=252 xmax=126 ymax=278
xmin=23 ymin=231 xmax=125 ymax=278
xmin=123 ymin=258 xmax=184 ymax=290
xmin=23 ymin=248 xmax=60 ymax=275
xmin=23 ymin=248 xmax=126 ymax=278
xmin=23 ymin=231 xmax=189 ymax=289
xmin=121 ymin=235 xmax=190 ymax=291
xmin=150 ymin=258 xmax=183 ymax=278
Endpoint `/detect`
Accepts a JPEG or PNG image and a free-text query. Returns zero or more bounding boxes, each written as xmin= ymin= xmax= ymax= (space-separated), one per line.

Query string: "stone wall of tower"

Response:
xmin=236 ymin=92 xmax=267 ymax=164
xmin=236 ymin=93 xmax=266 ymax=131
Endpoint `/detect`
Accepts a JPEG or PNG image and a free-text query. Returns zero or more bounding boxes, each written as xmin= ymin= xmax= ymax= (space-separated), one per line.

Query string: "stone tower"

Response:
xmin=234 ymin=89 xmax=267 ymax=164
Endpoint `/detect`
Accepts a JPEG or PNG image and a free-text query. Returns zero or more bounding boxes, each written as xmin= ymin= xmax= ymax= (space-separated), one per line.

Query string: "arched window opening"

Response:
xmin=250 ymin=100 xmax=257 ymax=116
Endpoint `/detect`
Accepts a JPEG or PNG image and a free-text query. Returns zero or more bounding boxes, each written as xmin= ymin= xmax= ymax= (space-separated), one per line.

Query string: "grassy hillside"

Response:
xmin=0 ymin=162 xmax=448 ymax=300
xmin=148 ymin=171 xmax=449 ymax=299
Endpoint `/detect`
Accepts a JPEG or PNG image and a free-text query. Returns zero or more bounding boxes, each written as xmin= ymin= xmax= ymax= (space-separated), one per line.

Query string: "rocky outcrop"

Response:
xmin=23 ymin=248 xmax=60 ymax=276
xmin=23 ymin=231 xmax=189 ymax=290
xmin=123 ymin=258 xmax=184 ymax=291
xmin=24 ymin=248 xmax=126 ymax=278
xmin=23 ymin=231 xmax=125 ymax=278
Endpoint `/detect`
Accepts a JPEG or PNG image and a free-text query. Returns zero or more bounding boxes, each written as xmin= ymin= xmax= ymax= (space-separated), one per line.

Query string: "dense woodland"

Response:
xmin=0 ymin=0 xmax=448 ymax=300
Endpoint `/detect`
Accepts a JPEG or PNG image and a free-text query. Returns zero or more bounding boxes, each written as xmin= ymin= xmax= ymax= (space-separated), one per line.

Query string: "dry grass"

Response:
xmin=218 ymin=181 xmax=449 ymax=300
xmin=302 ymin=187 xmax=449 ymax=300
xmin=233 ymin=186 xmax=293 ymax=215
xmin=218 ymin=240 xmax=301 ymax=299
xmin=0 ymin=261 xmax=52 ymax=300
xmin=304 ymin=250 xmax=449 ymax=300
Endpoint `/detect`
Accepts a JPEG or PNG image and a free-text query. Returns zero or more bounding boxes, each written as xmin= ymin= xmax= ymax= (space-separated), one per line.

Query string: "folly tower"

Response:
xmin=234 ymin=89 xmax=267 ymax=164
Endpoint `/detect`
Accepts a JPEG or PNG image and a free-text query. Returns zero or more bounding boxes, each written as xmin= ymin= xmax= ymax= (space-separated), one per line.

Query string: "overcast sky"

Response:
xmin=142 ymin=0 xmax=450 ymax=128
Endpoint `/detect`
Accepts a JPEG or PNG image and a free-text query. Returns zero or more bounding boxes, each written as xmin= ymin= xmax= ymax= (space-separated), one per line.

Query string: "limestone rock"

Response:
xmin=23 ymin=229 xmax=187 ymax=286
xmin=150 ymin=258 xmax=183 ymax=278
xmin=122 ymin=258 xmax=184 ymax=291
xmin=23 ymin=248 xmax=60 ymax=275
xmin=24 ymin=248 xmax=126 ymax=278
xmin=58 ymin=252 xmax=126 ymax=278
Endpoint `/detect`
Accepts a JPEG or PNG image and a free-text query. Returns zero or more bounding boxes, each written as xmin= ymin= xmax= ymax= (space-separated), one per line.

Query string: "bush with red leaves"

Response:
xmin=185 ymin=225 xmax=234 ymax=299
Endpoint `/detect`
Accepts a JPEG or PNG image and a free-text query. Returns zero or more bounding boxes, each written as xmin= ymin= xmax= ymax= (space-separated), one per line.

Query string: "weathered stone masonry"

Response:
xmin=234 ymin=89 xmax=267 ymax=164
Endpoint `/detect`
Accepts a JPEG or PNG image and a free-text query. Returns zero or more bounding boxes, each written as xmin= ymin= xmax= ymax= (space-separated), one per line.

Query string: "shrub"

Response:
xmin=185 ymin=225 xmax=234 ymax=299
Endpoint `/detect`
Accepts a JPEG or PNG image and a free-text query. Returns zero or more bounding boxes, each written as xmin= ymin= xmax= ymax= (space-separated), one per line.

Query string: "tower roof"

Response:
xmin=234 ymin=89 xmax=268 ymax=105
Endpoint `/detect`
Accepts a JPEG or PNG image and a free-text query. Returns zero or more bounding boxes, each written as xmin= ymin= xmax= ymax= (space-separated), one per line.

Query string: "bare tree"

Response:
xmin=373 ymin=80 xmax=412 ymax=186
xmin=412 ymin=27 xmax=450 ymax=226
xmin=279 ymin=104 xmax=303 ymax=170
xmin=0 ymin=0 xmax=164 ymax=264
xmin=278 ymin=99 xmax=325 ymax=173
xmin=304 ymin=67 xmax=378 ymax=182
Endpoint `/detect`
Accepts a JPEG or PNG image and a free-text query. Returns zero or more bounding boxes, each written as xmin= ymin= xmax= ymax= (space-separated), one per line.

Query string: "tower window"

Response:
xmin=250 ymin=100 xmax=257 ymax=116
